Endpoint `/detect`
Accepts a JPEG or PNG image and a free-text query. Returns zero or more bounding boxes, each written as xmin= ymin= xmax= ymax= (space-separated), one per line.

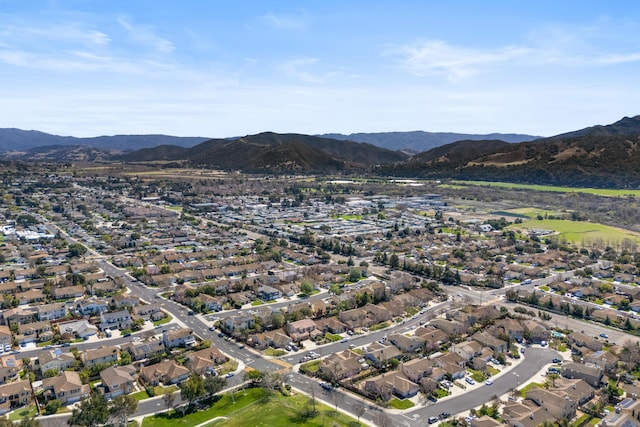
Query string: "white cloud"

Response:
xmin=386 ymin=40 xmax=532 ymax=81
xmin=278 ymin=57 xmax=343 ymax=84
xmin=388 ymin=35 xmax=640 ymax=81
xmin=261 ymin=12 xmax=308 ymax=30
xmin=117 ymin=16 xmax=174 ymax=53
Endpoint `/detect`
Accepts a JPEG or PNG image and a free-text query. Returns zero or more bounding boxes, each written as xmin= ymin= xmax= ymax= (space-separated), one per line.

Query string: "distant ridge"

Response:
xmin=384 ymin=114 xmax=640 ymax=188
xmin=319 ymin=131 xmax=540 ymax=152
xmin=0 ymin=128 xmax=209 ymax=152
xmin=119 ymin=132 xmax=409 ymax=173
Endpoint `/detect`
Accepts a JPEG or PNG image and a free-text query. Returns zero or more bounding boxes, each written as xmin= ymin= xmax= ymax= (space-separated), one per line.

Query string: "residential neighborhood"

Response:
xmin=0 ymin=169 xmax=639 ymax=427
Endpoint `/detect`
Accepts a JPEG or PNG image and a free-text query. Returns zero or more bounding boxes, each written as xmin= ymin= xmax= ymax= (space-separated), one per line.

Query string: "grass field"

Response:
xmin=388 ymin=398 xmax=414 ymax=409
xmin=142 ymin=387 xmax=363 ymax=427
xmin=447 ymin=180 xmax=640 ymax=197
xmin=508 ymin=219 xmax=640 ymax=246
xmin=493 ymin=207 xmax=565 ymax=219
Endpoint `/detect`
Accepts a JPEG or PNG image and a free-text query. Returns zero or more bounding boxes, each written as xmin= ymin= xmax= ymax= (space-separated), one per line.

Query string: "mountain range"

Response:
xmin=2 ymin=115 xmax=640 ymax=188
xmin=0 ymin=127 xmax=537 ymax=154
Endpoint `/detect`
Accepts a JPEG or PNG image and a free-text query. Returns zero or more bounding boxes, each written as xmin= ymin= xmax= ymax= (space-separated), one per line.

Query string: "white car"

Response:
xmin=485 ymin=379 xmax=493 ymax=386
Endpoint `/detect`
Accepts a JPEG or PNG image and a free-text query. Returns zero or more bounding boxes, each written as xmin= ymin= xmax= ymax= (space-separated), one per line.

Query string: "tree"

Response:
xmin=179 ymin=373 xmax=205 ymax=405
xmin=45 ymin=399 xmax=62 ymax=415
xmin=204 ymin=376 xmax=226 ymax=397
xmin=109 ymin=394 xmax=138 ymax=427
xmin=68 ymin=243 xmax=88 ymax=259
xmin=353 ymin=399 xmax=366 ymax=424
xmin=162 ymin=389 xmax=176 ymax=412
xmin=300 ymin=281 xmax=313 ymax=296
xmin=68 ymin=393 xmax=109 ymax=426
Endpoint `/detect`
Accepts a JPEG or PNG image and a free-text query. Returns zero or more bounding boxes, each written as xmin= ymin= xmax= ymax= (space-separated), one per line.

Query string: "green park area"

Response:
xmin=142 ymin=388 xmax=363 ymax=427
xmin=447 ymin=180 xmax=640 ymax=197
xmin=508 ymin=219 xmax=640 ymax=247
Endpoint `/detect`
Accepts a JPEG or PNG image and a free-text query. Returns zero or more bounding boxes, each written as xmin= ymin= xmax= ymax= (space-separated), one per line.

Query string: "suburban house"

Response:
xmin=258 ymin=285 xmax=282 ymax=301
xmin=132 ymin=303 xmax=164 ymax=321
xmin=98 ymin=365 xmax=138 ymax=399
xmin=140 ymin=360 xmax=190 ymax=386
xmin=0 ymin=379 xmax=32 ymax=415
xmin=319 ymin=350 xmax=363 ymax=381
xmin=0 ymin=356 xmax=22 ymax=385
xmin=83 ymin=346 xmax=118 ymax=367
xmin=400 ymin=358 xmax=434 ymax=384
xmin=197 ymin=294 xmax=225 ymax=312
xmin=286 ymin=318 xmax=320 ymax=342
xmin=122 ymin=340 xmax=165 ymax=361
xmin=58 ymin=319 xmax=98 ymax=339
xmin=99 ymin=309 xmax=132 ymax=331
xmin=388 ymin=333 xmax=426 ymax=353
xmin=35 ymin=302 xmax=67 ymax=321
xmin=525 ymin=387 xmax=578 ymax=421
xmin=52 ymin=285 xmax=85 ymax=300
xmin=163 ymin=329 xmax=196 ymax=349
xmin=0 ymin=307 xmax=34 ymax=326
xmin=185 ymin=347 xmax=229 ymax=375
xmin=222 ymin=314 xmax=255 ymax=336
xmin=364 ymin=342 xmax=403 ymax=368
xmin=75 ymin=299 xmax=109 ymax=316
xmin=16 ymin=320 xmax=53 ymax=344
xmin=522 ymin=320 xmax=550 ymax=344
xmin=0 ymin=326 xmax=12 ymax=347
xmin=561 ymin=362 xmax=604 ymax=387
xmin=364 ymin=371 xmax=419 ymax=400
xmin=41 ymin=371 xmax=90 ymax=405
xmin=249 ymin=329 xmax=291 ymax=350
xmin=36 ymin=349 xmax=76 ymax=375
xmin=471 ymin=331 xmax=508 ymax=353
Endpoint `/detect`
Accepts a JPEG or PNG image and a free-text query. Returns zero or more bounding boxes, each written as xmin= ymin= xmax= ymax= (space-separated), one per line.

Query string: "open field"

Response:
xmin=508 ymin=219 xmax=640 ymax=246
xmin=142 ymin=388 xmax=363 ymax=427
xmin=447 ymin=180 xmax=640 ymax=197
xmin=492 ymin=207 xmax=566 ymax=219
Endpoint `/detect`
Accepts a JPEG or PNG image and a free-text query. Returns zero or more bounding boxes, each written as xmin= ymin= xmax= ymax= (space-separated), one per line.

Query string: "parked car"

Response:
xmin=225 ymin=372 xmax=235 ymax=378
xmin=599 ymin=333 xmax=609 ymax=339
xmin=552 ymin=358 xmax=562 ymax=363
xmin=485 ymin=379 xmax=493 ymax=386
xmin=465 ymin=377 xmax=475 ymax=385
xmin=428 ymin=416 xmax=438 ymax=424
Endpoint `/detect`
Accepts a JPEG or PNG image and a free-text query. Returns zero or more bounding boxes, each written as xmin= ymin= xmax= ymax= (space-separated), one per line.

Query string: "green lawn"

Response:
xmin=142 ymin=388 xmax=362 ymax=427
xmin=435 ymin=389 xmax=448 ymax=398
xmin=153 ymin=315 xmax=172 ymax=326
xmin=8 ymin=405 xmax=38 ymax=421
xmin=132 ymin=390 xmax=151 ymax=401
xmin=508 ymin=219 xmax=640 ymax=246
xmin=299 ymin=360 xmax=321 ymax=374
xmin=469 ymin=369 xmax=486 ymax=382
xmin=449 ymin=180 xmax=640 ymax=197
xmin=388 ymin=398 xmax=415 ymax=410
xmin=264 ymin=348 xmax=286 ymax=357
xmin=207 ymin=392 xmax=362 ymax=427
xmin=325 ymin=333 xmax=343 ymax=342
xmin=369 ymin=321 xmax=390 ymax=331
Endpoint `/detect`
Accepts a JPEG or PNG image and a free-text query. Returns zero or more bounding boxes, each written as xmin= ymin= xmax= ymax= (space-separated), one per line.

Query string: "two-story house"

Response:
xmin=163 ymin=329 xmax=196 ymax=349
xmin=286 ymin=318 xmax=320 ymax=343
xmin=98 ymin=365 xmax=137 ymax=399
xmin=140 ymin=360 xmax=190 ymax=386
xmin=42 ymin=371 xmax=90 ymax=405
xmin=99 ymin=309 xmax=132 ymax=331
xmin=82 ymin=346 xmax=118 ymax=368
xmin=0 ymin=379 xmax=32 ymax=415
xmin=36 ymin=349 xmax=76 ymax=375
xmin=35 ymin=302 xmax=67 ymax=321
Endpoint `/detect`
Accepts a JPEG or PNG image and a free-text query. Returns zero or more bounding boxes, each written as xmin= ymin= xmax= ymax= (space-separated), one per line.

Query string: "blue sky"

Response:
xmin=1 ymin=1 xmax=639 ymax=138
